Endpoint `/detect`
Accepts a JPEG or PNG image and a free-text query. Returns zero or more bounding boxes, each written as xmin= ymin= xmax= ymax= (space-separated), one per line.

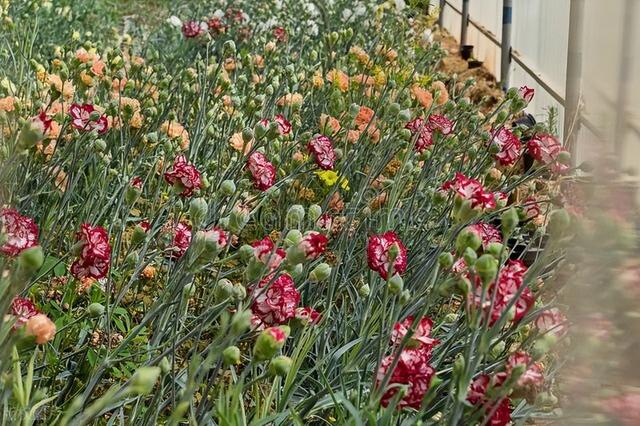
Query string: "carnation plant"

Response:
xmin=0 ymin=0 xmax=579 ymax=424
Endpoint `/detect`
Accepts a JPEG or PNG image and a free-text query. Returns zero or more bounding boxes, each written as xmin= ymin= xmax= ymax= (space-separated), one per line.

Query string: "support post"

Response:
xmin=500 ymin=0 xmax=513 ymax=91
xmin=438 ymin=0 xmax=445 ymax=28
xmin=460 ymin=0 xmax=470 ymax=47
xmin=613 ymin=0 xmax=636 ymax=159
xmin=564 ymin=0 xmax=585 ymax=158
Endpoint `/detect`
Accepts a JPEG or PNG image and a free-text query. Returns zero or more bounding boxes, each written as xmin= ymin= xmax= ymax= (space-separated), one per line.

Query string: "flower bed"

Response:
xmin=0 ymin=1 xmax=578 ymax=424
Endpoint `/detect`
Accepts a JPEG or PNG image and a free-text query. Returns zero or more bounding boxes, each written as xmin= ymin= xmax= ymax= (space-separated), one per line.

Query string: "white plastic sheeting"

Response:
xmin=431 ymin=0 xmax=640 ymax=170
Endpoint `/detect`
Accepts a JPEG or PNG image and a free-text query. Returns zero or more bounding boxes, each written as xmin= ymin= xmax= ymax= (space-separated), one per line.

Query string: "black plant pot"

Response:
xmin=461 ymin=45 xmax=474 ymax=60
xmin=468 ymin=59 xmax=483 ymax=69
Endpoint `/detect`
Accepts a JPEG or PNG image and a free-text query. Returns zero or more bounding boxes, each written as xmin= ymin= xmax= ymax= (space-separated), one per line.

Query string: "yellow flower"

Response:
xmin=315 ymin=171 xmax=350 ymax=191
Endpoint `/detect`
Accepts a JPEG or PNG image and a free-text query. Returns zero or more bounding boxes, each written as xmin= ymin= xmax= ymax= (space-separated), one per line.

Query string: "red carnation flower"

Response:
xmin=10 ymin=297 xmax=39 ymax=328
xmin=518 ymin=85 xmax=535 ymax=104
xmin=506 ymin=351 xmax=544 ymax=390
xmin=467 ymin=223 xmax=502 ymax=250
xmin=207 ymin=17 xmax=227 ymax=34
xmin=535 ymin=307 xmax=568 ymax=338
xmin=523 ymin=196 xmax=542 ymax=219
xmin=204 ymin=227 xmax=228 ymax=250
xmin=376 ymin=347 xmax=435 ymax=409
xmin=168 ymin=221 xmax=192 ymax=259
xmin=427 ymin=114 xmax=454 ymax=135
xmin=295 ymin=306 xmax=321 ymax=325
xmin=260 ymin=115 xmax=292 ymax=136
xmin=164 ymin=155 xmax=202 ymax=197
xmin=468 ymin=374 xmax=512 ymax=426
xmin=71 ymin=224 xmax=111 ymax=280
xmin=252 ymin=236 xmax=286 ymax=271
xmin=307 ymin=135 xmax=336 ymax=170
xmin=35 ymin=111 xmax=53 ymax=134
xmin=298 ymin=231 xmax=328 ymax=260
xmin=470 ymin=259 xmax=534 ymax=325
xmin=0 ymin=208 xmax=39 ymax=257
xmin=251 ymin=273 xmax=301 ymax=326
xmin=367 ymin=231 xmax=407 ymax=280
xmin=527 ymin=134 xmax=562 ymax=164
xmin=69 ymin=103 xmax=108 ymax=134
xmin=182 ymin=20 xmax=204 ymax=38
xmin=491 ymin=127 xmax=521 ymax=166
xmin=405 ymin=118 xmax=433 ymax=153
xmin=139 ymin=220 xmax=151 ymax=232
xmin=225 ymin=8 xmax=246 ymax=24
xmin=130 ymin=176 xmax=143 ymax=190
xmin=247 ymin=152 xmax=276 ymax=191
xmin=316 ymin=214 xmax=333 ymax=232
xmin=391 ymin=316 xmax=439 ymax=353
xmin=441 ymin=173 xmax=496 ymax=210
xmin=273 ymin=26 xmax=288 ymax=42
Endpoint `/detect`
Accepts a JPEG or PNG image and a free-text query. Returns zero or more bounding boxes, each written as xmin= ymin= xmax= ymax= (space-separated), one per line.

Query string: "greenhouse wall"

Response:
xmin=432 ymin=0 xmax=640 ymax=172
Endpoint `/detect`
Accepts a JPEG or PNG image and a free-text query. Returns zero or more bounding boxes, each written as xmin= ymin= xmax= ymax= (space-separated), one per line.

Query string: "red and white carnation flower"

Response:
xmin=307 ymin=135 xmax=337 ymax=170
xmin=164 ymin=155 xmax=202 ymax=197
xmin=367 ymin=231 xmax=407 ymax=280
xmin=69 ymin=103 xmax=108 ymax=134
xmin=0 ymin=208 xmax=39 ymax=257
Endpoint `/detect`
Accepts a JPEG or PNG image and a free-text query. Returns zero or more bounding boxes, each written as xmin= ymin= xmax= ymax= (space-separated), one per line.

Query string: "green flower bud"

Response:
xmin=490 ymin=340 xmax=506 ymax=359
xmin=159 ymin=357 xmax=171 ymax=375
xmin=87 ymin=302 xmax=105 ymax=318
xmin=438 ymin=252 xmax=454 ymax=268
xmin=399 ymin=289 xmax=411 ymax=304
xmin=231 ymin=310 xmax=252 ymax=335
xmin=501 ymin=207 xmax=519 ymax=236
xmin=548 ymin=209 xmax=570 ymax=237
xmin=125 ymin=185 xmax=141 ymax=205
xmin=131 ymin=224 xmax=148 ymax=246
xmin=455 ymin=229 xmax=482 ymax=254
xmin=308 ymin=204 xmax=322 ymax=222
xmin=398 ymin=109 xmax=412 ymax=122
xmin=222 ymin=346 xmax=241 ymax=366
xmin=286 ymin=205 xmax=305 ymax=228
xmin=254 ymin=121 xmax=268 ymax=139
xmin=229 ymin=208 xmax=250 ymax=234
xmin=130 ymin=366 xmax=161 ymax=395
xmin=309 ymin=262 xmax=332 ymax=282
xmin=214 ymin=278 xmax=235 ymax=302
xmin=18 ymin=246 xmax=44 ymax=274
xmin=253 ymin=326 xmax=289 ymax=361
xmin=17 ymin=119 xmax=44 ymax=149
xmin=189 ymin=198 xmax=208 ymax=228
xmin=268 ymin=355 xmax=292 ymax=377
xmin=486 ymin=242 xmax=504 ymax=258
xmin=387 ymin=103 xmax=401 ymax=117
xmin=388 ymin=274 xmax=404 ymax=294
xmin=358 ymin=283 xmax=370 ymax=298
xmin=463 ymin=247 xmax=477 ymax=266
xmin=239 ymin=244 xmax=255 ymax=261
xmin=475 ymin=254 xmax=498 ymax=285
xmin=399 ymin=128 xmax=412 ymax=141
xmin=284 ymin=230 xmax=303 ymax=247
xmin=220 ymin=179 xmax=236 ymax=196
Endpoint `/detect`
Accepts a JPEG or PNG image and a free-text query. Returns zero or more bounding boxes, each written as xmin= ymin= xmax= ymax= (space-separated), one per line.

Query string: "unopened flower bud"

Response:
xmin=486 ymin=242 xmax=504 ymax=258
xmin=388 ymin=273 xmax=404 ymax=294
xmin=455 ymin=229 xmax=482 ymax=254
xmin=309 ymin=262 xmax=332 ymax=282
xmin=308 ymin=204 xmax=322 ymax=222
xmin=18 ymin=246 xmax=44 ymax=274
xmin=130 ymin=366 xmax=161 ymax=395
xmin=239 ymin=244 xmax=254 ymax=261
xmin=131 ymin=224 xmax=148 ymax=245
xmin=159 ymin=357 xmax=171 ymax=375
xmin=253 ymin=326 xmax=289 ymax=361
xmin=222 ymin=346 xmax=241 ymax=366
xmin=87 ymin=302 xmax=105 ymax=318
xmin=358 ymin=283 xmax=370 ymax=298
xmin=17 ymin=119 xmax=44 ymax=149
xmin=438 ymin=252 xmax=454 ymax=268
xmin=269 ymin=355 xmax=292 ymax=377
xmin=286 ymin=205 xmax=305 ymax=228
xmin=475 ymin=254 xmax=498 ymax=285
xmin=284 ymin=230 xmax=303 ymax=247
xmin=220 ymin=179 xmax=236 ymax=196
xmin=463 ymin=247 xmax=477 ymax=266
xmin=229 ymin=208 xmax=250 ymax=234
xmin=231 ymin=310 xmax=252 ymax=335
xmin=399 ymin=289 xmax=411 ymax=304
xmin=189 ymin=197 xmax=208 ymax=228
xmin=548 ymin=209 xmax=570 ymax=237
xmin=501 ymin=207 xmax=519 ymax=236
xmin=398 ymin=109 xmax=411 ymax=122
xmin=214 ymin=278 xmax=235 ymax=302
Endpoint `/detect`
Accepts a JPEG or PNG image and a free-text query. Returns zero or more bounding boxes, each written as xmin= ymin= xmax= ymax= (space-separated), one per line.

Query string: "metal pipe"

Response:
xmin=613 ymin=0 xmax=636 ymax=159
xmin=460 ymin=0 xmax=470 ymax=47
xmin=563 ymin=0 xmax=585 ymax=158
xmin=438 ymin=0 xmax=445 ymax=28
xmin=500 ymin=0 xmax=513 ymax=91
